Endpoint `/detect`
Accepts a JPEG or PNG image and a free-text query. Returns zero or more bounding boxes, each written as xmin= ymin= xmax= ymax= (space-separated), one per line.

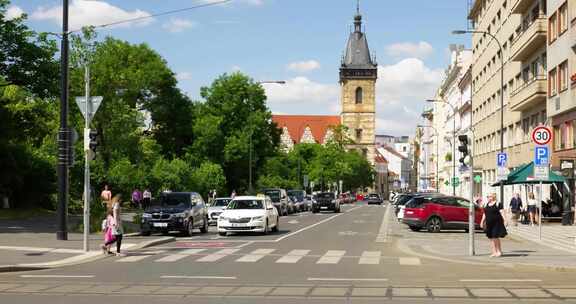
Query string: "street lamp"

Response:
xmin=453 ymin=29 xmax=505 ymax=205
xmin=426 ymin=99 xmax=457 ymax=196
xmin=417 ymin=125 xmax=440 ymax=193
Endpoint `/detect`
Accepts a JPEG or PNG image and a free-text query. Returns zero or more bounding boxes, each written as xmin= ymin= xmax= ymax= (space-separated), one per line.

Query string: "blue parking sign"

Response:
xmin=534 ymin=146 xmax=549 ymax=166
xmin=497 ymin=153 xmax=507 ymax=167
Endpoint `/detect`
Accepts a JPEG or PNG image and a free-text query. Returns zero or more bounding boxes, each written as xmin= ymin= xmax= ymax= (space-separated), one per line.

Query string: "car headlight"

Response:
xmin=173 ymin=212 xmax=187 ymax=218
xmin=251 ymin=216 xmax=266 ymax=221
xmin=142 ymin=213 xmax=152 ymax=219
xmin=219 ymin=216 xmax=229 ymax=221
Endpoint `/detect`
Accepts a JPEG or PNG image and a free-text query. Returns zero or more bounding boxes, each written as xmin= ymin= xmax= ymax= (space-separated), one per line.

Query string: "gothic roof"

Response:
xmin=341 ymin=13 xmax=376 ymax=69
xmin=375 ymin=149 xmax=388 ymax=164
xmin=272 ymin=115 xmax=341 ymax=144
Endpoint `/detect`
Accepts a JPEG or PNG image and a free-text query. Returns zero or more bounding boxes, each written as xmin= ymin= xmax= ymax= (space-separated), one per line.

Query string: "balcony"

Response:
xmin=511 ymin=0 xmax=536 ymax=14
xmin=510 ymin=17 xmax=547 ymax=62
xmin=509 ymin=75 xmax=547 ymax=111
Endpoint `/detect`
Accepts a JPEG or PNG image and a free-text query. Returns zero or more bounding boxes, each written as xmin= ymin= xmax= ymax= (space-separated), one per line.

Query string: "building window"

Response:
xmin=549 ymin=12 xmax=557 ymax=44
xmin=355 ymin=87 xmax=363 ymax=104
xmin=559 ymin=60 xmax=569 ymax=91
xmin=559 ymin=2 xmax=568 ymax=35
xmin=549 ymin=68 xmax=557 ymax=96
xmin=355 ymin=129 xmax=363 ymax=141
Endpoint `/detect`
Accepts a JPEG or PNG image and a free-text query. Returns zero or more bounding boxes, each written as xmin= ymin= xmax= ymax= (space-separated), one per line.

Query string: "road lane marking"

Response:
xmin=19 ymin=275 xmax=95 ymax=278
xmin=308 ymin=277 xmax=389 ymax=282
xmin=358 ymin=251 xmax=381 ymax=265
xmin=0 ymin=245 xmax=83 ymax=254
xmin=316 ymin=250 xmax=346 ymax=264
xmin=399 ymin=257 xmax=421 ymax=265
xmin=375 ymin=204 xmax=391 ymax=243
xmin=460 ymin=279 xmax=542 ymax=282
xmin=196 ymin=248 xmax=240 ymax=262
xmin=116 ymin=255 xmax=152 ymax=262
xmin=287 ymin=220 xmax=299 ymax=224
xmin=274 ymin=206 xmax=363 ymax=242
xmin=161 ymin=276 xmax=236 ymax=280
xmin=275 ymin=249 xmax=310 ymax=263
xmin=154 ymin=249 xmax=206 ymax=262
xmin=236 ymin=249 xmax=275 ymax=262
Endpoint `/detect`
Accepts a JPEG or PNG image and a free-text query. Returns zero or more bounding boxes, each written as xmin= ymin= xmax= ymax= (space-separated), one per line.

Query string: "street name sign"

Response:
xmin=531 ymin=126 xmax=552 ymax=146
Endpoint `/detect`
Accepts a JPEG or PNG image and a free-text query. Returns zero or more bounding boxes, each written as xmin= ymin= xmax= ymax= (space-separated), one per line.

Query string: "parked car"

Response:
xmin=366 ymin=193 xmax=383 ymax=205
xmin=288 ymin=190 xmax=307 ymax=212
xmin=402 ymin=195 xmax=483 ymax=233
xmin=141 ymin=192 xmax=208 ymax=236
xmin=262 ymin=188 xmax=289 ymax=216
xmin=312 ymin=192 xmax=340 ymax=213
xmin=339 ymin=193 xmax=352 ymax=204
xmin=207 ymin=197 xmax=232 ymax=225
xmin=217 ymin=196 xmax=279 ymax=236
xmin=304 ymin=195 xmax=315 ymax=211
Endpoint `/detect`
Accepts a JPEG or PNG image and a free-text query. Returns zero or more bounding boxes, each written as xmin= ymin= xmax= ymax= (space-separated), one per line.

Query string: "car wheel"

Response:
xmin=426 ymin=217 xmax=442 ymax=233
xmin=312 ymin=208 xmax=318 ymax=213
xmin=199 ymin=217 xmax=208 ymax=234
xmin=263 ymin=220 xmax=269 ymax=235
xmin=409 ymin=226 xmax=421 ymax=232
xmin=271 ymin=217 xmax=279 ymax=232
xmin=187 ymin=220 xmax=195 ymax=236
xmin=218 ymin=232 xmax=227 ymax=237
xmin=141 ymin=230 xmax=151 ymax=236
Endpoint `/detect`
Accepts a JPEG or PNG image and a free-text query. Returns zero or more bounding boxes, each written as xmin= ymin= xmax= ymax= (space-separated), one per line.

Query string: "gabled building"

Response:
xmin=272 ymin=115 xmax=340 ymax=152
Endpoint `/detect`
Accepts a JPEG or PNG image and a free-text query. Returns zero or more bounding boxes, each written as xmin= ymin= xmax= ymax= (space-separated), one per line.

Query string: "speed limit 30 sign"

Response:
xmin=531 ymin=126 xmax=552 ymax=145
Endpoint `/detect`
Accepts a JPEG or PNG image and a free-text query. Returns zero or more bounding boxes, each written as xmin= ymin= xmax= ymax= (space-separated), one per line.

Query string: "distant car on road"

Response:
xmin=339 ymin=193 xmax=352 ymax=204
xmin=217 ymin=196 xmax=279 ymax=236
xmin=207 ymin=197 xmax=232 ymax=225
xmin=262 ymin=188 xmax=289 ymax=216
xmin=141 ymin=192 xmax=208 ymax=236
xmin=366 ymin=193 xmax=383 ymax=205
xmin=288 ymin=190 xmax=307 ymax=212
xmin=402 ymin=195 xmax=483 ymax=233
xmin=312 ymin=192 xmax=340 ymax=213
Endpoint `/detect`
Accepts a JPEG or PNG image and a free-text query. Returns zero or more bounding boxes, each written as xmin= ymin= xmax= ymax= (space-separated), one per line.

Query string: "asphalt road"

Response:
xmin=3 ymin=202 xmax=576 ymax=303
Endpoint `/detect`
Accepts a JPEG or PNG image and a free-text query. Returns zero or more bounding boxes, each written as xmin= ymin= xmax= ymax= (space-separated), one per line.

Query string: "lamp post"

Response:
xmin=426 ymin=99 xmax=457 ymax=196
xmin=417 ymin=125 xmax=440 ymax=193
xmin=453 ymin=29 xmax=505 ymax=205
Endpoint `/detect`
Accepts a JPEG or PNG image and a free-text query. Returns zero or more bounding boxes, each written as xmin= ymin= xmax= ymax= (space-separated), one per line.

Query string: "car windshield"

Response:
xmin=159 ymin=194 xmax=190 ymax=208
xmin=396 ymin=195 xmax=414 ymax=205
xmin=227 ymin=200 xmax=264 ymax=210
xmin=263 ymin=190 xmax=281 ymax=202
xmin=369 ymin=194 xmax=379 ymax=198
xmin=318 ymin=193 xmax=335 ymax=199
xmin=288 ymin=190 xmax=304 ymax=202
xmin=212 ymin=199 xmax=231 ymax=207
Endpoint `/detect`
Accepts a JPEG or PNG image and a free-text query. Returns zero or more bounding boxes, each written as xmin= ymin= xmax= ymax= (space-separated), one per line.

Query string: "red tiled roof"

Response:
xmin=381 ymin=146 xmax=407 ymax=160
xmin=375 ymin=149 xmax=388 ymax=164
xmin=272 ymin=115 xmax=341 ymax=144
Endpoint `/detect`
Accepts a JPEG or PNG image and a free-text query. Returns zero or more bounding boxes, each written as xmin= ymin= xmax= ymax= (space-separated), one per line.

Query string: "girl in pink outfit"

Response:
xmin=101 ymin=210 xmax=116 ymax=255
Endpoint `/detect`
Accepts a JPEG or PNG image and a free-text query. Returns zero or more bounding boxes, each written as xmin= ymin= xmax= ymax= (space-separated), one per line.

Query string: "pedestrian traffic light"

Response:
xmin=458 ymin=135 xmax=469 ymax=166
xmin=89 ymin=129 xmax=99 ymax=154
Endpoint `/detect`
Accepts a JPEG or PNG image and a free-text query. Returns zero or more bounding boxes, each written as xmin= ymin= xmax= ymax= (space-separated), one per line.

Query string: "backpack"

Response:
xmin=101 ymin=219 xmax=107 ymax=231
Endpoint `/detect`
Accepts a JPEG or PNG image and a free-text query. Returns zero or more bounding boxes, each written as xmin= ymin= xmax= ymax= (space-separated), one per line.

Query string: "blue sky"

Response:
xmin=8 ymin=0 xmax=471 ymax=136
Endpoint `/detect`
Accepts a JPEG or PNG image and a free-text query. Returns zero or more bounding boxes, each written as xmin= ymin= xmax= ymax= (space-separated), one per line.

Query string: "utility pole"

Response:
xmin=57 ymin=0 xmax=70 ymax=241
xmin=248 ymin=131 xmax=253 ymax=194
xmin=83 ymin=65 xmax=90 ymax=252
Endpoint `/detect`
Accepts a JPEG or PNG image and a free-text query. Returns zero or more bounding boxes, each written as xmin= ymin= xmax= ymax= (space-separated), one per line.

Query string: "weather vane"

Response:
xmin=357 ymin=0 xmax=360 ymax=15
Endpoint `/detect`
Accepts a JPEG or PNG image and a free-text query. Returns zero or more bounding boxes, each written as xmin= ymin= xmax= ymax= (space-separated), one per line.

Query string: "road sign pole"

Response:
xmin=468 ymin=130 xmax=475 ymax=256
xmin=83 ymin=65 xmax=91 ymax=252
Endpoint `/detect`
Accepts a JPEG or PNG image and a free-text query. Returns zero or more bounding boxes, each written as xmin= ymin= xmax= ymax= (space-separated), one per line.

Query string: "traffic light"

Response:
xmin=458 ymin=135 xmax=469 ymax=166
xmin=89 ymin=129 xmax=99 ymax=154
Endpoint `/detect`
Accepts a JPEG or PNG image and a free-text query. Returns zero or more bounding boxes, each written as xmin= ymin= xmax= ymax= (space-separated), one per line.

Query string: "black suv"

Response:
xmin=312 ymin=192 xmax=340 ymax=213
xmin=141 ymin=192 xmax=208 ymax=236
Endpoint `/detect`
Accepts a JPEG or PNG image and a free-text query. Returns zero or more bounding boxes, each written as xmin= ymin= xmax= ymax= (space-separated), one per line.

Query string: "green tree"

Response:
xmin=191 ymin=161 xmax=227 ymax=199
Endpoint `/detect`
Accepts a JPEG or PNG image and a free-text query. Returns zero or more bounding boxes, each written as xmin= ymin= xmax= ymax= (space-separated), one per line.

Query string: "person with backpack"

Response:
xmin=101 ymin=210 xmax=115 ymax=255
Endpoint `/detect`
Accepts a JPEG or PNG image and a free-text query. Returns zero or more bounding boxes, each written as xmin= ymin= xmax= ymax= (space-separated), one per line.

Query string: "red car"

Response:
xmin=402 ymin=195 xmax=483 ymax=233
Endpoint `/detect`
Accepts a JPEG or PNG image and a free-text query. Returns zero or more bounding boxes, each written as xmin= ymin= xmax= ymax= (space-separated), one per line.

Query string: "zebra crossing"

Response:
xmin=114 ymin=247 xmax=422 ymax=266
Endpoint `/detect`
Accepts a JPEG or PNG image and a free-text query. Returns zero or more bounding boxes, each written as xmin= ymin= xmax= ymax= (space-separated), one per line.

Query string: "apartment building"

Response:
xmin=468 ymin=0 xmax=548 ymax=202
xmin=547 ymin=0 xmax=576 ymax=205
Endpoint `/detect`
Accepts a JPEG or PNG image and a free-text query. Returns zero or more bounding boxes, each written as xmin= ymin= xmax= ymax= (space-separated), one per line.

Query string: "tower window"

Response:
xmin=355 ymin=87 xmax=363 ymax=104
xmin=355 ymin=129 xmax=363 ymax=141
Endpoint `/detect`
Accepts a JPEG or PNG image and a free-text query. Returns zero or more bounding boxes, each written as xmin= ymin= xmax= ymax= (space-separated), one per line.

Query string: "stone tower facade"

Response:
xmin=340 ymin=6 xmax=377 ymax=164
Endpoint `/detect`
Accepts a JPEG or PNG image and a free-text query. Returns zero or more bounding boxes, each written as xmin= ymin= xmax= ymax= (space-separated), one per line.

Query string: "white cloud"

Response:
xmin=385 ymin=41 xmax=434 ymax=59
xmin=176 ymin=72 xmax=192 ymax=81
xmin=162 ymin=18 xmax=196 ymax=33
xmin=5 ymin=5 xmax=24 ymax=20
xmin=199 ymin=0 xmax=264 ymax=5
xmin=231 ymin=65 xmax=242 ymax=72
xmin=31 ymin=0 xmax=152 ymax=30
xmin=264 ymin=76 xmax=339 ymax=113
xmin=286 ymin=60 xmax=321 ymax=73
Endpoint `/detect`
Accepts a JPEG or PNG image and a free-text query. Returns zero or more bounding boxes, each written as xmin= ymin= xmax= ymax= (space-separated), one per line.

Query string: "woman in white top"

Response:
xmin=527 ymin=192 xmax=538 ymax=226
xmin=111 ymin=195 xmax=124 ymax=256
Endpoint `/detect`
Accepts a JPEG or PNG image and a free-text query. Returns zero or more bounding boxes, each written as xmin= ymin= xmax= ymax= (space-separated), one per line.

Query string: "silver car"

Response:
xmin=207 ymin=198 xmax=232 ymax=225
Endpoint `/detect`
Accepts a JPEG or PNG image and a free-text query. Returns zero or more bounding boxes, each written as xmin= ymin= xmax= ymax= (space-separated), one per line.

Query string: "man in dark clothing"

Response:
xmin=510 ymin=193 xmax=523 ymax=226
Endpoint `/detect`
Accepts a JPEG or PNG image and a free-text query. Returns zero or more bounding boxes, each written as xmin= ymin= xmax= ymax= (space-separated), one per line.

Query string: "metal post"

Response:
xmin=83 ymin=65 xmax=91 ymax=252
xmin=248 ymin=131 xmax=253 ymax=194
xmin=469 ymin=129 xmax=475 ymax=256
xmin=539 ymin=181 xmax=543 ymax=240
xmin=453 ymin=112 xmax=456 ymax=196
xmin=436 ymin=136 xmax=439 ymax=193
xmin=57 ymin=0 xmax=70 ymax=241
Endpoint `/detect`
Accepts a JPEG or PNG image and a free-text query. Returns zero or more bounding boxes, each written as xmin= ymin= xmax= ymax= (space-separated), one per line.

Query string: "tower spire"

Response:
xmin=357 ymin=0 xmax=360 ymax=15
xmin=354 ymin=0 xmax=362 ymax=32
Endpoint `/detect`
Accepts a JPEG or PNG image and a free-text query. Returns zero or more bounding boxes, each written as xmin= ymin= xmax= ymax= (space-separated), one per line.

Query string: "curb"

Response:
xmin=0 ymin=236 xmax=174 ymax=273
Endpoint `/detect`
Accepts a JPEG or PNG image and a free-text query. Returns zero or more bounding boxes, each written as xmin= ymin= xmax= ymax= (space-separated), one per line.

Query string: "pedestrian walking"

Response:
xmin=131 ymin=188 xmax=142 ymax=209
xmin=509 ymin=193 xmax=523 ymax=226
xmin=111 ymin=195 xmax=124 ymax=256
xmin=527 ymin=192 xmax=538 ymax=226
xmin=480 ymin=193 xmax=507 ymax=257
xmin=101 ymin=209 xmax=115 ymax=255
xmin=100 ymin=184 xmax=112 ymax=209
xmin=231 ymin=190 xmax=236 ymax=199
xmin=143 ymin=188 xmax=152 ymax=210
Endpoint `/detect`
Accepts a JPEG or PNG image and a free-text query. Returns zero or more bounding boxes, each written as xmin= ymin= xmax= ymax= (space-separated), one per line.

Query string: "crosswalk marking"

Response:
xmin=358 ymin=251 xmax=381 ymax=265
xmin=317 ymin=250 xmax=346 ymax=264
xmin=275 ymin=250 xmax=310 ymax=264
xmin=116 ymin=255 xmax=151 ymax=263
xmin=236 ymin=249 xmax=275 ymax=263
xmin=154 ymin=249 xmax=206 ymax=262
xmin=196 ymin=248 xmax=240 ymax=262
xmin=399 ymin=257 xmax=421 ymax=265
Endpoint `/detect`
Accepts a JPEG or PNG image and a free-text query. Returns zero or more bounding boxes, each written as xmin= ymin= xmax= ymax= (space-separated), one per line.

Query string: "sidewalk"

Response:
xmin=509 ymin=223 xmax=576 ymax=254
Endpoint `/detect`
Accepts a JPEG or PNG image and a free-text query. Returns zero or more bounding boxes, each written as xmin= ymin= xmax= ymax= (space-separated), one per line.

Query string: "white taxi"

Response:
xmin=217 ymin=196 xmax=279 ymax=236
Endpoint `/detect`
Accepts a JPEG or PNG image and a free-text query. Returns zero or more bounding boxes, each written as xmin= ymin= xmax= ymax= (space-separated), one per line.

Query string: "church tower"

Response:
xmin=340 ymin=2 xmax=377 ymax=164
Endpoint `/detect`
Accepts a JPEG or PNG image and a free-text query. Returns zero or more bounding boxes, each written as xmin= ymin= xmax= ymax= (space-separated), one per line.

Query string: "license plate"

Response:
xmin=320 ymin=206 xmax=328 ymax=210
xmin=153 ymin=222 xmax=168 ymax=228
xmin=231 ymin=223 xmax=247 ymax=227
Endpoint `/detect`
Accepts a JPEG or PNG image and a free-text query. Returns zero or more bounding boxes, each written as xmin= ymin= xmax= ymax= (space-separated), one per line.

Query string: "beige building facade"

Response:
xmin=469 ymin=0 xmax=549 ymax=202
